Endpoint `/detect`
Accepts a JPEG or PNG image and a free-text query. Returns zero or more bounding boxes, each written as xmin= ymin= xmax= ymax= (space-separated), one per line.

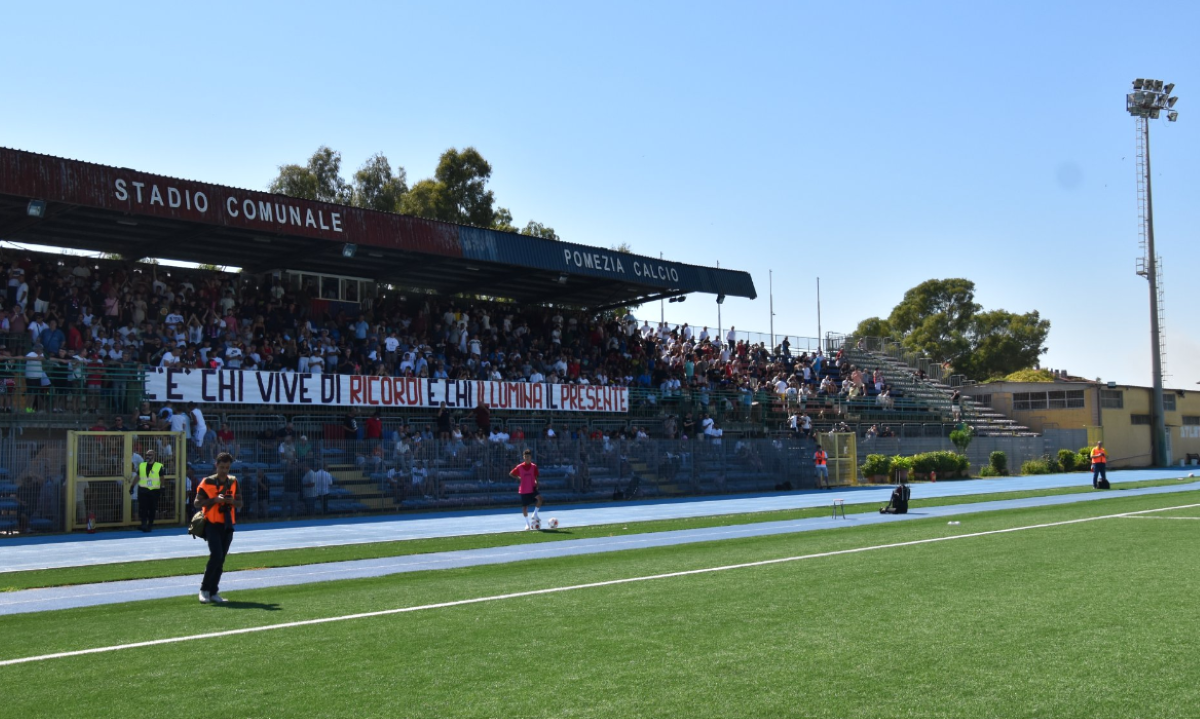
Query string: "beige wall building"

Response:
xmin=963 ymin=380 xmax=1200 ymax=469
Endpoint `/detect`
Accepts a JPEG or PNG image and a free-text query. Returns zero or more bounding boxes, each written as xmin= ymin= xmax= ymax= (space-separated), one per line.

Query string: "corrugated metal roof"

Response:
xmin=0 ymin=147 xmax=756 ymax=302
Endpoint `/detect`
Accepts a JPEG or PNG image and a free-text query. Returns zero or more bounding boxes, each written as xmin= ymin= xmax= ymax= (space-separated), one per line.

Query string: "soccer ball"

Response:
xmin=547 ymin=518 xmax=559 ymax=529
xmin=529 ymin=516 xmax=541 ymax=530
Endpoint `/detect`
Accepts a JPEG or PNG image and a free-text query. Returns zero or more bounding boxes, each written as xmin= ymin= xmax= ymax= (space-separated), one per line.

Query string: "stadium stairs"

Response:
xmin=840 ymin=342 xmax=1036 ymax=438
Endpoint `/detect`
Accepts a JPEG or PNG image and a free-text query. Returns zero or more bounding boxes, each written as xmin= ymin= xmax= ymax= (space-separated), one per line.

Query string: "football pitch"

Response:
xmin=4 ymin=491 xmax=1199 ymax=718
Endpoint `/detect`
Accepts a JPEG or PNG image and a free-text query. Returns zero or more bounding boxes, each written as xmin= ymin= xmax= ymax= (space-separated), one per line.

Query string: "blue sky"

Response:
xmin=2 ymin=0 xmax=1197 ymax=387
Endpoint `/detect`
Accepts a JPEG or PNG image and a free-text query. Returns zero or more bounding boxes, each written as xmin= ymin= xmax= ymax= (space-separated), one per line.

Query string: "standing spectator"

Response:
xmin=365 ymin=410 xmax=383 ymax=444
xmin=188 ymin=402 xmax=207 ymax=451
xmin=282 ymin=461 xmax=303 ymax=518
xmin=24 ymin=343 xmax=47 ymax=412
xmin=216 ymin=422 xmax=239 ymax=459
xmin=813 ymin=444 xmax=829 ymax=490
xmin=342 ymin=410 xmax=360 ymax=442
xmin=474 ymin=401 xmax=491 ymax=434
xmin=184 ymin=466 xmax=198 ymax=515
xmin=436 ymin=403 xmax=452 ymax=440
xmin=305 ymin=461 xmax=335 ymax=514
xmin=278 ymin=435 xmax=298 ymax=464
xmin=196 ymin=452 xmax=241 ymax=604
xmin=950 ymin=390 xmax=962 ymax=421
xmin=168 ymin=402 xmax=190 ymax=437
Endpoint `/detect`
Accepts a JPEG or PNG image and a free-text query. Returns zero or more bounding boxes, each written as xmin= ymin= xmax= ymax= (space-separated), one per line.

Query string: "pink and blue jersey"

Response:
xmin=513 ymin=462 xmax=539 ymax=494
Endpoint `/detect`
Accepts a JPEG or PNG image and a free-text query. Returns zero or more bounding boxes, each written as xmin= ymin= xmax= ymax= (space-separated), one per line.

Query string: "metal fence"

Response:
xmin=0 ymin=430 xmax=1075 ymax=536
xmin=855 ymin=435 xmax=1052 ymax=473
xmin=0 ymin=357 xmax=145 ymax=417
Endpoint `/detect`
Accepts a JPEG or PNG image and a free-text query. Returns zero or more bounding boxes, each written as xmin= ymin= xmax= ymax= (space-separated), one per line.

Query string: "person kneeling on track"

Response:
xmin=880 ymin=478 xmax=910 ymax=515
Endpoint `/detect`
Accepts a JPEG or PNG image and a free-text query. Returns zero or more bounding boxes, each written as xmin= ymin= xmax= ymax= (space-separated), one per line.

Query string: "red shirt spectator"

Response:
xmin=365 ymin=414 xmax=382 ymax=440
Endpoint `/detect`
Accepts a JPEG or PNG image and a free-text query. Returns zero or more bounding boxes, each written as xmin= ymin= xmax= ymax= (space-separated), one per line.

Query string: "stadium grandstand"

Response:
xmin=0 ymin=147 xmax=1023 ymax=535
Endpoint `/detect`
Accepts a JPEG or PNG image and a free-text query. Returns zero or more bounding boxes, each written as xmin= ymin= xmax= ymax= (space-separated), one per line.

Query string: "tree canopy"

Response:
xmin=352 ymin=153 xmax=407 ymax=212
xmin=270 ymin=146 xmax=558 ymax=236
xmin=267 ymin=146 xmax=352 ymax=204
xmin=854 ymin=278 xmax=1050 ymax=380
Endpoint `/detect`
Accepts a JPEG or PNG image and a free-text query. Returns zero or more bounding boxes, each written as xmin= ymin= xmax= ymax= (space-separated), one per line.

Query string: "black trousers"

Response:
xmin=1092 ymin=463 xmax=1107 ymax=487
xmin=201 ymin=522 xmax=235 ymax=594
xmin=137 ymin=487 xmax=161 ymax=527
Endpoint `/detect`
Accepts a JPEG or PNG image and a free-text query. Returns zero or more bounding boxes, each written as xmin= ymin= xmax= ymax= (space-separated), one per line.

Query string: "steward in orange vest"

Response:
xmin=195 ymin=451 xmax=242 ymax=604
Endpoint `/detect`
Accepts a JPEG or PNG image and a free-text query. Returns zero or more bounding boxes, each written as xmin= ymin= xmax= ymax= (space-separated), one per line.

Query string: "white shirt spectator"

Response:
xmin=168 ymin=412 xmax=189 ymax=435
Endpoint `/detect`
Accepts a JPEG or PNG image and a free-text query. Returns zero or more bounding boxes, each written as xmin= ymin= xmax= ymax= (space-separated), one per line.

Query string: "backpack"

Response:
xmin=188 ymin=510 xmax=206 ymax=539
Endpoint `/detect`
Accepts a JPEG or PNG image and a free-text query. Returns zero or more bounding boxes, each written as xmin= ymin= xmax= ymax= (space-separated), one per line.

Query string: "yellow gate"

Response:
xmin=66 ymin=431 xmax=187 ymax=531
xmin=827 ymin=432 xmax=858 ymax=487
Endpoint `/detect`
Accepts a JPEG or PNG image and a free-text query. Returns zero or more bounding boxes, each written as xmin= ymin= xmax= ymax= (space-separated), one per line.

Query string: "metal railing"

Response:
xmin=0 ymin=358 xmax=145 ymax=418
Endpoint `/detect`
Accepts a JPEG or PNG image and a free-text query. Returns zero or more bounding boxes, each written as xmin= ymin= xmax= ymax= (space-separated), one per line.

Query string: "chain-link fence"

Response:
xmin=192 ymin=436 xmax=826 ymax=523
xmin=0 ymin=429 xmax=1065 ymax=535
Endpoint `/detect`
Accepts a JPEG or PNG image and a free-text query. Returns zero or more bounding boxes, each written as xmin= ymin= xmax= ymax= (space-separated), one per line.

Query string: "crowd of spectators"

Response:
xmin=0 ymin=251 xmax=940 ymax=444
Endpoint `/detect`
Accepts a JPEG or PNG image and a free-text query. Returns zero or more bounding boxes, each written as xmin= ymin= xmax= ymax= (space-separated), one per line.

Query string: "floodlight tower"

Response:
xmin=1126 ymin=79 xmax=1178 ymax=467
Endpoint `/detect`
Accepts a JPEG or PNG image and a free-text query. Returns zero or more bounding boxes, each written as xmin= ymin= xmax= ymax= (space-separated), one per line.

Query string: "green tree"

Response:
xmin=492 ymin=207 xmax=517 ymax=233
xmin=399 ymin=179 xmax=448 ymax=219
xmin=956 ymin=309 xmax=1050 ymax=379
xmin=268 ymin=164 xmax=318 ymax=200
xmin=854 ymin=316 xmax=892 ymax=339
xmin=352 ymin=153 xmax=407 ymax=212
xmin=855 ymin=278 xmax=1050 ymax=380
xmin=435 ymin=147 xmax=495 ymax=225
xmin=399 ymin=147 xmax=498 ymax=226
xmin=268 ymin=146 xmax=352 ymax=204
xmin=887 ymin=278 xmax=979 ymax=360
xmin=521 ymin=220 xmax=559 ymax=240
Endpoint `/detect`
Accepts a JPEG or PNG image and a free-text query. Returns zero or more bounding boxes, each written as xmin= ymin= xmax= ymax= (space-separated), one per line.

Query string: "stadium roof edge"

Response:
xmin=0 ymin=147 xmax=756 ymax=307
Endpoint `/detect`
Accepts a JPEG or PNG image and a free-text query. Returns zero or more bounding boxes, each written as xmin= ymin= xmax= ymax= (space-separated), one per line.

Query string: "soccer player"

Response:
xmin=510 ymin=448 xmax=543 ymax=529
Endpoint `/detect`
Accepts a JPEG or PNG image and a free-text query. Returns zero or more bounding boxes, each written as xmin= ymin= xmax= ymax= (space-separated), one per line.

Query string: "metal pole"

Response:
xmin=769 ymin=270 xmax=774 ymax=351
xmin=816 ymin=277 xmax=822 ymax=352
xmin=659 ymin=252 xmax=664 ymax=327
xmin=717 ymin=302 xmax=722 ymax=349
xmin=1143 ymin=122 xmax=1169 ymax=467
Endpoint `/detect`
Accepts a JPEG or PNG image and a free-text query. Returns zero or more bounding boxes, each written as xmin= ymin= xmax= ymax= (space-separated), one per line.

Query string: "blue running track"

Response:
xmin=0 ymin=471 xmax=1195 ymax=616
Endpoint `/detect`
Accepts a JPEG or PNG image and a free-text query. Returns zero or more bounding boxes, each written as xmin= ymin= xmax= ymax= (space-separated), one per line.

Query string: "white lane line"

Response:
xmin=2 ymin=502 xmax=1196 ymax=668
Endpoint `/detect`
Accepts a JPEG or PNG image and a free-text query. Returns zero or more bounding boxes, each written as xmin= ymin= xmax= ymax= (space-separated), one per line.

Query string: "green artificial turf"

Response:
xmin=0 ymin=476 xmax=1188 ymax=592
xmin=2 ymin=491 xmax=1199 ymax=718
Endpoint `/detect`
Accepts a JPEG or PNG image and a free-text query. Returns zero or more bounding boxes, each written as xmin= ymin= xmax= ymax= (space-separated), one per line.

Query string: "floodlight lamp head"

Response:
xmin=1134 ymin=79 xmax=1145 ymax=89
xmin=1164 ymin=83 xmax=1174 ymax=94
xmin=26 ymin=199 xmax=47 ymax=218
xmin=1168 ymin=111 xmax=1179 ymax=122
xmin=341 ymin=243 xmax=357 ymax=258
xmin=1156 ymin=80 xmax=1165 ymax=91
xmin=1151 ymin=109 xmax=1161 ymax=119
xmin=1168 ymin=96 xmax=1178 ymax=108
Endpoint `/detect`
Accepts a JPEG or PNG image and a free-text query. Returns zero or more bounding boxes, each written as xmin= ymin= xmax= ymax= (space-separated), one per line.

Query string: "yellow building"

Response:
xmin=963 ymin=380 xmax=1200 ymax=469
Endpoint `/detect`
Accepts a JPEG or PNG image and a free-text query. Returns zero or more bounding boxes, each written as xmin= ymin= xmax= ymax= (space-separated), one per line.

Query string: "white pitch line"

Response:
xmin=1118 ymin=515 xmax=1200 ymax=520
xmin=2 ymin=501 xmax=1196 ymax=668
